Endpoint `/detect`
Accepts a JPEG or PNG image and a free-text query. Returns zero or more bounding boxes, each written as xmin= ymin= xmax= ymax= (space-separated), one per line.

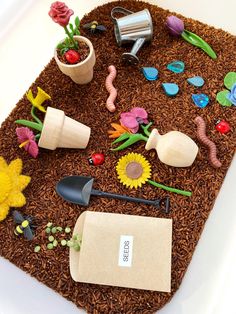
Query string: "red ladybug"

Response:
xmin=64 ymin=49 xmax=81 ymax=64
xmin=215 ymin=120 xmax=231 ymax=134
xmin=88 ymin=153 xmax=105 ymax=166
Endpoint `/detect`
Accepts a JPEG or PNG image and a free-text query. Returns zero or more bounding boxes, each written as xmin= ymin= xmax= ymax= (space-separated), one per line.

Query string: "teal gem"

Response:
xmin=192 ymin=94 xmax=209 ymax=108
xmin=187 ymin=76 xmax=205 ymax=87
xmin=167 ymin=61 xmax=185 ymax=73
xmin=162 ymin=83 xmax=179 ymax=96
xmin=141 ymin=67 xmax=158 ymax=81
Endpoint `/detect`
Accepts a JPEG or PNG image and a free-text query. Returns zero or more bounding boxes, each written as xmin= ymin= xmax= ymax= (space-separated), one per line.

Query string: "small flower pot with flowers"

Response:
xmin=49 ymin=1 xmax=96 ymax=84
xmin=15 ymin=87 xmax=91 ymax=158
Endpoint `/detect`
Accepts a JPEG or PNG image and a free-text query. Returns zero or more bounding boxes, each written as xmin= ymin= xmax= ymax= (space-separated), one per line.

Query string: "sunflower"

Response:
xmin=116 ymin=153 xmax=151 ymax=189
xmin=0 ymin=157 xmax=31 ymax=221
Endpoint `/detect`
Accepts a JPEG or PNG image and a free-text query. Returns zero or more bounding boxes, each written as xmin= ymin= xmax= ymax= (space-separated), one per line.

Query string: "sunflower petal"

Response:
xmin=8 ymin=159 xmax=22 ymax=176
xmin=6 ymin=192 xmax=26 ymax=207
xmin=0 ymin=203 xmax=10 ymax=221
xmin=14 ymin=175 xmax=31 ymax=191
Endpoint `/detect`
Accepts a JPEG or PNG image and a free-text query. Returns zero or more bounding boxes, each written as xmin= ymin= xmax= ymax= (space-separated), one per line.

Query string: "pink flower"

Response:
xmin=120 ymin=107 xmax=149 ymax=134
xmin=16 ymin=127 xmax=39 ymax=158
xmin=48 ymin=1 xmax=74 ymax=27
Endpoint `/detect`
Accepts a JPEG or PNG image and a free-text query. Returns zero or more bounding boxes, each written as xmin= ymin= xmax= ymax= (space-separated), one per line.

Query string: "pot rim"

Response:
xmin=54 ymin=35 xmax=93 ymax=68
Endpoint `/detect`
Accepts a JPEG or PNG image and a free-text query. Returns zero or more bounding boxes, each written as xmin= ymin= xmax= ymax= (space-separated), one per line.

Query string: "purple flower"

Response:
xmin=120 ymin=107 xmax=149 ymax=134
xmin=227 ymin=83 xmax=236 ymax=105
xmin=16 ymin=127 xmax=39 ymax=158
xmin=166 ymin=16 xmax=184 ymax=36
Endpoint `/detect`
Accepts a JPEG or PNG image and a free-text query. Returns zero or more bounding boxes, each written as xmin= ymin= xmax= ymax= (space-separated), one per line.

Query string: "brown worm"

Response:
xmin=105 ymin=65 xmax=117 ymax=112
xmin=194 ymin=116 xmax=222 ymax=168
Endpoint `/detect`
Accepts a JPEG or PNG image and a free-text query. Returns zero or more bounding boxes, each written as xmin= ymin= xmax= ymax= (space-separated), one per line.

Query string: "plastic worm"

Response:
xmin=194 ymin=116 xmax=222 ymax=168
xmin=105 ymin=65 xmax=117 ymax=112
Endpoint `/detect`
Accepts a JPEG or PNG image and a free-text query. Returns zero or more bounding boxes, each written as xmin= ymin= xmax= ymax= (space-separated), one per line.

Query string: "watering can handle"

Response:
xmin=111 ymin=6 xmax=134 ymax=22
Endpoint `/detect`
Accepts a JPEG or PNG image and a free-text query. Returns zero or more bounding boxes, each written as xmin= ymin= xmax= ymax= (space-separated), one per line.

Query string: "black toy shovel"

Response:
xmin=56 ymin=176 xmax=170 ymax=213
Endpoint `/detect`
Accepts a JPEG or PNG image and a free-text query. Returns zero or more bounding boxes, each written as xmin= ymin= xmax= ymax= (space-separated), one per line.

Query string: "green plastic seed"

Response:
xmin=48 ymin=235 xmax=54 ymax=242
xmin=45 ymin=227 xmax=51 ymax=234
xmin=56 ymin=226 xmax=63 ymax=232
xmin=65 ymin=227 xmax=71 ymax=233
xmin=34 ymin=246 xmax=41 ymax=253
xmin=47 ymin=222 xmax=53 ymax=228
xmin=61 ymin=239 xmax=67 ymax=246
xmin=72 ymin=234 xmax=79 ymax=241
xmin=67 ymin=240 xmax=74 ymax=247
xmin=53 ymin=240 xmax=58 ymax=247
xmin=51 ymin=227 xmax=57 ymax=234
xmin=47 ymin=243 xmax=54 ymax=250
xmin=73 ymin=243 xmax=81 ymax=252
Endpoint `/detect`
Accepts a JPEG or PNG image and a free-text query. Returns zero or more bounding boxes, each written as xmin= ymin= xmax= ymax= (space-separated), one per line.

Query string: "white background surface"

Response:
xmin=0 ymin=1 xmax=235 ymax=314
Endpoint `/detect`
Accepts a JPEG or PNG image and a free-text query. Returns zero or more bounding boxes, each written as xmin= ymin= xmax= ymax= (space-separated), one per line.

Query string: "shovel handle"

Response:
xmin=91 ymin=189 xmax=170 ymax=213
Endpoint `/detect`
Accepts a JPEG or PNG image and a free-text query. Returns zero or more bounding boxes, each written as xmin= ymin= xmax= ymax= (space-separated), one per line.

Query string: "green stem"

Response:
xmin=148 ymin=179 xmax=192 ymax=197
xmin=15 ymin=120 xmax=43 ymax=132
xmin=112 ymin=133 xmax=148 ymax=151
xmin=35 ymin=134 xmax=41 ymax=140
xmin=181 ymin=30 xmax=217 ymax=60
xmin=141 ymin=122 xmax=153 ymax=137
xmin=64 ymin=26 xmax=78 ymax=50
xmin=31 ymin=106 xmax=43 ymax=126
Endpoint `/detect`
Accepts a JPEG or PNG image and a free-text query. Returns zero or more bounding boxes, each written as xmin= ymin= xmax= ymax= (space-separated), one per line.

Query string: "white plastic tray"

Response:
xmin=0 ymin=1 xmax=235 ymax=313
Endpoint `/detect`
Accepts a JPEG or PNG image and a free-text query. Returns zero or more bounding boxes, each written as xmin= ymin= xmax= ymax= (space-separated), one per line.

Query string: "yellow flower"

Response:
xmin=0 ymin=157 xmax=31 ymax=221
xmin=26 ymin=87 xmax=51 ymax=113
xmin=116 ymin=153 xmax=151 ymax=189
xmin=108 ymin=123 xmax=131 ymax=139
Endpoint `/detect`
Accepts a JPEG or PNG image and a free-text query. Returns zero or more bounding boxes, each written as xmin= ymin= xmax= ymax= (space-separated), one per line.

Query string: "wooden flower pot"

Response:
xmin=54 ymin=36 xmax=96 ymax=84
xmin=38 ymin=107 xmax=91 ymax=150
xmin=145 ymin=129 xmax=199 ymax=167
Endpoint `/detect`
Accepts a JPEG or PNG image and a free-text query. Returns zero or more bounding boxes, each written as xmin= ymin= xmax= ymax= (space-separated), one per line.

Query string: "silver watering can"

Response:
xmin=111 ymin=6 xmax=153 ymax=65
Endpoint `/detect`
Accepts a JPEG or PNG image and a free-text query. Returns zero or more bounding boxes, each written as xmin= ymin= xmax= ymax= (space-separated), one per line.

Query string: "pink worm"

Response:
xmin=105 ymin=65 xmax=117 ymax=113
xmin=194 ymin=116 xmax=222 ymax=168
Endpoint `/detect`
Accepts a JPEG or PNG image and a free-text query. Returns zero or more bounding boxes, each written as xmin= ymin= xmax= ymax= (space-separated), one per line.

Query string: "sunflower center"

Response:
xmin=126 ymin=162 xmax=143 ymax=179
xmin=0 ymin=172 xmax=12 ymax=203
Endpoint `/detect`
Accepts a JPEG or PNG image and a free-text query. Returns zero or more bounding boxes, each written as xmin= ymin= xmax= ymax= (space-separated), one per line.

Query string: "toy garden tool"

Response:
xmin=56 ymin=176 xmax=170 ymax=213
xmin=111 ymin=6 xmax=153 ymax=65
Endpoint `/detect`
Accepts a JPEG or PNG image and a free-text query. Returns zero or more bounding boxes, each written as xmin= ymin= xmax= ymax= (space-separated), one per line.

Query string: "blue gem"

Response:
xmin=192 ymin=94 xmax=209 ymax=108
xmin=167 ymin=61 xmax=185 ymax=73
xmin=187 ymin=76 xmax=205 ymax=87
xmin=162 ymin=83 xmax=179 ymax=96
xmin=141 ymin=67 xmax=158 ymax=81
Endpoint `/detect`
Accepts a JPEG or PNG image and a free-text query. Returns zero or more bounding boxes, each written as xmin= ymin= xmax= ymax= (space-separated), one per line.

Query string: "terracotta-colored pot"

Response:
xmin=145 ymin=128 xmax=199 ymax=167
xmin=54 ymin=36 xmax=96 ymax=84
xmin=38 ymin=107 xmax=91 ymax=150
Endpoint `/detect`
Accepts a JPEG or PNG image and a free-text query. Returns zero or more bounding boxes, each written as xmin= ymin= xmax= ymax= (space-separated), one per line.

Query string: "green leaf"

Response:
xmin=75 ymin=16 xmax=80 ymax=28
xmin=224 ymin=72 xmax=236 ymax=90
xmin=181 ymin=30 xmax=217 ymax=60
xmin=216 ymin=90 xmax=232 ymax=107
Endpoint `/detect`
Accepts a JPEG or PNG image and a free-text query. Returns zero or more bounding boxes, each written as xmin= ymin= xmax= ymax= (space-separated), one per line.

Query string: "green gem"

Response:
xmin=34 ymin=246 xmax=41 ymax=253
xmin=51 ymin=227 xmax=57 ymax=234
xmin=61 ymin=240 xmax=67 ymax=246
xmin=74 ymin=243 xmax=81 ymax=252
xmin=67 ymin=240 xmax=74 ymax=247
xmin=48 ymin=235 xmax=54 ymax=242
xmin=45 ymin=227 xmax=51 ymax=234
xmin=65 ymin=227 xmax=71 ymax=233
xmin=47 ymin=222 xmax=53 ymax=228
xmin=47 ymin=243 xmax=54 ymax=250
xmin=53 ymin=240 xmax=58 ymax=247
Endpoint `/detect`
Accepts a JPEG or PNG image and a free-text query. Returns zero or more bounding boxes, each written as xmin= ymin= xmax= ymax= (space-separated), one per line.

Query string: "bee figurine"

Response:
xmin=83 ymin=21 xmax=106 ymax=33
xmin=13 ymin=210 xmax=34 ymax=240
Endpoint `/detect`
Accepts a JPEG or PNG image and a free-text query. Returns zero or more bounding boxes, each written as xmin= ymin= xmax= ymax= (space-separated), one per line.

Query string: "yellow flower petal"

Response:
xmin=0 ymin=157 xmax=7 ymax=171
xmin=8 ymin=158 xmax=22 ymax=177
xmin=14 ymin=175 xmax=31 ymax=191
xmin=6 ymin=191 xmax=26 ymax=207
xmin=0 ymin=202 xmax=10 ymax=221
xmin=0 ymin=172 xmax=12 ymax=203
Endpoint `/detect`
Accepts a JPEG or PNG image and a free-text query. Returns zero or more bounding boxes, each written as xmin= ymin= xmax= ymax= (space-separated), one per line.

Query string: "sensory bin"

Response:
xmin=0 ymin=1 xmax=236 ymax=313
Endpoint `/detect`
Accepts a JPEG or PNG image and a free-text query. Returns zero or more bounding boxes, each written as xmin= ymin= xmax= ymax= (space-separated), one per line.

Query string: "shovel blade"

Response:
xmin=56 ymin=176 xmax=94 ymax=206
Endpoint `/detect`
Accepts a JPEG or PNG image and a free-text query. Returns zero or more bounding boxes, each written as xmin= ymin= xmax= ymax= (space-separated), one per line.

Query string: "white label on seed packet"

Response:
xmin=118 ymin=235 xmax=133 ymax=267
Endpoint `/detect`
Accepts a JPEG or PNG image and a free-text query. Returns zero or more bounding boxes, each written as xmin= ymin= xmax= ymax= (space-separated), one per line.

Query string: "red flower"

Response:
xmin=49 ymin=1 xmax=74 ymax=27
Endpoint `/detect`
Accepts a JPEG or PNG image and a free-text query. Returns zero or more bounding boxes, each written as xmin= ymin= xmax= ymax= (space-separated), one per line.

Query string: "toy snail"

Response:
xmin=111 ymin=122 xmax=199 ymax=167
